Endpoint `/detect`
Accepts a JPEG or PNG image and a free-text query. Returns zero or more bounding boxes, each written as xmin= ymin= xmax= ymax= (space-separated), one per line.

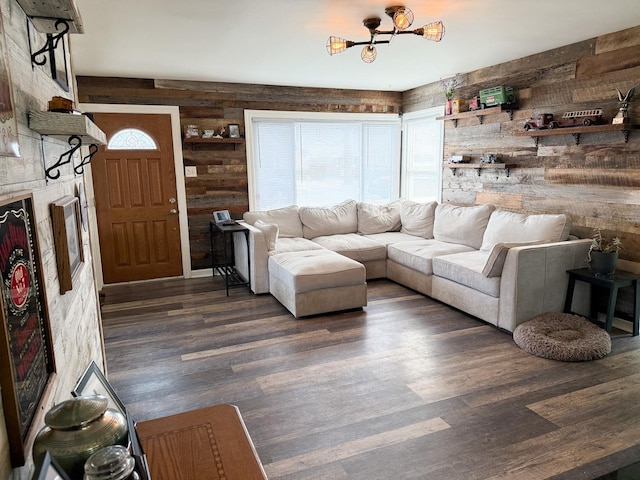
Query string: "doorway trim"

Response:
xmin=79 ymin=103 xmax=192 ymax=287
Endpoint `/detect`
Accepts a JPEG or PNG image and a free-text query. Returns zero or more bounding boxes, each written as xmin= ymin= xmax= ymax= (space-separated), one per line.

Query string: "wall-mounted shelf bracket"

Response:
xmin=45 ymin=134 xmax=81 ymax=180
xmin=74 ymin=144 xmax=98 ymax=175
xmin=30 ymin=19 xmax=69 ymax=68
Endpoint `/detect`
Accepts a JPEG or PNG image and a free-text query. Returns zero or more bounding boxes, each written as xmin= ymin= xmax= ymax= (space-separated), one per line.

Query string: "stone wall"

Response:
xmin=0 ymin=1 xmax=104 ymax=478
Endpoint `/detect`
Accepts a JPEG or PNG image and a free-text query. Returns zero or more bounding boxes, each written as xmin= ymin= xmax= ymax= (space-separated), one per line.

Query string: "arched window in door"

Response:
xmin=107 ymin=128 xmax=158 ymax=150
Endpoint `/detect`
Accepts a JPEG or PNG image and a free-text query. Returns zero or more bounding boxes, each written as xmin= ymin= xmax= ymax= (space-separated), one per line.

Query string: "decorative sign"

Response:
xmin=0 ymin=193 xmax=55 ymax=466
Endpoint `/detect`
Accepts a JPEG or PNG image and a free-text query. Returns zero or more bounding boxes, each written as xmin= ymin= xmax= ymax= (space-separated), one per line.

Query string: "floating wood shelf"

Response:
xmin=516 ymin=123 xmax=638 ymax=146
xmin=436 ymin=105 xmax=518 ymax=127
xmin=444 ymin=163 xmax=515 ymax=177
xmin=29 ymin=111 xmax=106 ymax=180
xmin=183 ymin=137 xmax=245 ymax=150
xmin=16 ymin=0 xmax=84 ymax=33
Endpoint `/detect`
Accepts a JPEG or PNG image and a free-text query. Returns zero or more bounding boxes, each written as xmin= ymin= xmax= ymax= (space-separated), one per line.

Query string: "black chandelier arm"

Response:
xmin=31 ymin=19 xmax=70 ymax=67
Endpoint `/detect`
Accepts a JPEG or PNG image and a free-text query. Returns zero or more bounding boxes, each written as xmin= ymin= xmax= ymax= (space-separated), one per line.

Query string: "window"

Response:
xmin=107 ymin=128 xmax=157 ymax=150
xmin=246 ymin=111 xmax=401 ymax=210
xmin=401 ymin=107 xmax=444 ymax=203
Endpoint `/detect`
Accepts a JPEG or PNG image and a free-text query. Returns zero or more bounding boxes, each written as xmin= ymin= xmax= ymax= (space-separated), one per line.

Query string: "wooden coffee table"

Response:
xmin=136 ymin=404 xmax=267 ymax=479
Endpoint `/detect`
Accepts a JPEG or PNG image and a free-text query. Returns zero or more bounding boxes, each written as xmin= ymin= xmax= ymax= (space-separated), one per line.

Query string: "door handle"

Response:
xmin=169 ymin=197 xmax=177 ymax=204
xmin=169 ymin=209 xmax=178 ymax=215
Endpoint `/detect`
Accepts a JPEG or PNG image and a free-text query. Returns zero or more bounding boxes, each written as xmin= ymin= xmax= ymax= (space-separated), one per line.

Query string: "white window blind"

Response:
xmin=247 ymin=111 xmax=401 ymax=210
xmin=401 ymin=107 xmax=444 ymax=203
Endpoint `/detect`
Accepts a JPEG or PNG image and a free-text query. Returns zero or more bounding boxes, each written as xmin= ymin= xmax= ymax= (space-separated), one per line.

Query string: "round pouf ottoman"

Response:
xmin=513 ymin=312 xmax=611 ymax=361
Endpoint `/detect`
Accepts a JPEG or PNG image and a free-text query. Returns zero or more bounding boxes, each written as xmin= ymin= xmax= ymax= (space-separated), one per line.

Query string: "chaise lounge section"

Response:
xmin=234 ymin=199 xmax=591 ymax=330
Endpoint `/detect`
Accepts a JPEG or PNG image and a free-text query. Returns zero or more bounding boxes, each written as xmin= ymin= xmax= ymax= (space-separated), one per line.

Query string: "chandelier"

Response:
xmin=326 ymin=6 xmax=445 ymax=64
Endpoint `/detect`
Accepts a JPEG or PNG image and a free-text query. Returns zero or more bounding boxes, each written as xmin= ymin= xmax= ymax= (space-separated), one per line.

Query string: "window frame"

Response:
xmin=244 ymin=110 xmax=401 ymax=210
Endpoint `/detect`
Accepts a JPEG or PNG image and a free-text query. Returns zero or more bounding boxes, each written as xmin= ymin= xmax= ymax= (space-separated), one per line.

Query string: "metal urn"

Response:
xmin=33 ymin=395 xmax=128 ymax=478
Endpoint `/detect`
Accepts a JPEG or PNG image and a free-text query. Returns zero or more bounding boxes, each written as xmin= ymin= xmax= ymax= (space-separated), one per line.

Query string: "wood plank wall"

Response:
xmin=77 ymin=24 xmax=640 ymax=271
xmin=76 ymin=78 xmax=402 ymax=269
xmin=404 ymin=25 xmax=640 ymax=268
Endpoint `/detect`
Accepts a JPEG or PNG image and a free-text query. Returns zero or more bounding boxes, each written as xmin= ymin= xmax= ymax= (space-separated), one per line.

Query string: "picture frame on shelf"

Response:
xmin=33 ymin=451 xmax=72 ymax=480
xmin=72 ymin=360 xmax=127 ymax=418
xmin=51 ymin=196 xmax=83 ymax=294
xmin=0 ymin=192 xmax=56 ymax=467
xmin=228 ymin=124 xmax=240 ymax=138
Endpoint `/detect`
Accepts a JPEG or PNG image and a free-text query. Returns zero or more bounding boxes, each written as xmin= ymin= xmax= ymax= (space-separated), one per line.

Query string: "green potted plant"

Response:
xmin=587 ymin=227 xmax=623 ymax=275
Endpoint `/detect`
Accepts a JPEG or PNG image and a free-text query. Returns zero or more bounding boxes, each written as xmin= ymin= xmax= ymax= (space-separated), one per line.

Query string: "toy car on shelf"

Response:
xmin=468 ymin=86 xmax=517 ymax=111
xmin=523 ymin=108 xmax=605 ymax=130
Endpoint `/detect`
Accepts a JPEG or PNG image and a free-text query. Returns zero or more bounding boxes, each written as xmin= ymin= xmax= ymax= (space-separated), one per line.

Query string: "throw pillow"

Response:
xmin=299 ymin=199 xmax=358 ymax=239
xmin=433 ymin=204 xmax=495 ymax=249
xmin=481 ymin=241 xmax=546 ymax=277
xmin=357 ymin=201 xmax=402 ymax=235
xmin=243 ymin=205 xmax=302 ymax=238
xmin=253 ymin=220 xmax=279 ymax=251
xmin=400 ymin=200 xmax=437 ymax=238
xmin=480 ymin=210 xmax=572 ymax=252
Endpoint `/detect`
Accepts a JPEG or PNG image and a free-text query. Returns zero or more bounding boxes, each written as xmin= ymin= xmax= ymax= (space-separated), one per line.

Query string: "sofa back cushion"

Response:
xmin=480 ymin=210 xmax=572 ymax=252
xmin=299 ymin=200 xmax=358 ymax=239
xmin=357 ymin=201 xmax=402 ymax=235
xmin=244 ymin=205 xmax=303 ymax=238
xmin=400 ymin=201 xmax=437 ymax=238
xmin=433 ymin=204 xmax=495 ymax=249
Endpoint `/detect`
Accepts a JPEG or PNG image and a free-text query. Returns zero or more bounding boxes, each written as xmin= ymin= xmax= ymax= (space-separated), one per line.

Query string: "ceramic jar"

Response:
xmin=33 ymin=395 xmax=128 ymax=478
xmin=84 ymin=445 xmax=140 ymax=480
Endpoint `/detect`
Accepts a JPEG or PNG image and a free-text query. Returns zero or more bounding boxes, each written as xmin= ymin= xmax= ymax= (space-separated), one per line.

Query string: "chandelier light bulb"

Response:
xmin=423 ymin=21 xmax=445 ymax=42
xmin=393 ymin=7 xmax=414 ymax=30
xmin=326 ymin=36 xmax=348 ymax=55
xmin=361 ymin=45 xmax=377 ymax=63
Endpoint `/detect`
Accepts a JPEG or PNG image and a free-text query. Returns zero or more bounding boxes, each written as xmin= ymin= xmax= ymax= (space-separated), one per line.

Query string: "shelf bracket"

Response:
xmin=45 ymin=134 xmax=82 ymax=180
xmin=506 ymin=168 xmax=510 ymax=178
xmin=476 ymin=168 xmax=482 ymax=176
xmin=622 ymin=130 xmax=630 ymax=143
xmin=532 ymin=136 xmax=540 ymax=147
xmin=477 ymin=115 xmax=484 ymax=125
xmin=451 ymin=118 xmax=458 ymax=128
xmin=450 ymin=168 xmax=457 ymax=175
xmin=74 ymin=144 xmax=98 ymax=175
xmin=572 ymin=133 xmax=581 ymax=145
xmin=30 ymin=19 xmax=70 ymax=68
xmin=506 ymin=110 xmax=514 ymax=121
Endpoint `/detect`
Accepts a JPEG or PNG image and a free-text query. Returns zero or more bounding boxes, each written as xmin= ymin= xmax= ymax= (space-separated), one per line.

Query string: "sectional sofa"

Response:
xmin=233 ymin=199 xmax=591 ymax=332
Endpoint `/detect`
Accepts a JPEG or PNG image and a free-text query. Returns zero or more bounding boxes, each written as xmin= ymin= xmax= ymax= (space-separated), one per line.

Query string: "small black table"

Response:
xmin=564 ymin=267 xmax=640 ymax=336
xmin=210 ymin=221 xmax=251 ymax=296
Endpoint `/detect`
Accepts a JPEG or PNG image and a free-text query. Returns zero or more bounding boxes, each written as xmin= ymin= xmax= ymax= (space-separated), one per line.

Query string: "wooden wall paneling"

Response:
xmin=594 ymin=25 xmax=640 ymax=55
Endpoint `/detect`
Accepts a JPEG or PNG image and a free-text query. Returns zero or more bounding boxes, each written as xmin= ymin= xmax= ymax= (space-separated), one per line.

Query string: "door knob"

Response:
xmin=169 ymin=197 xmax=177 ymax=204
xmin=169 ymin=209 xmax=178 ymax=214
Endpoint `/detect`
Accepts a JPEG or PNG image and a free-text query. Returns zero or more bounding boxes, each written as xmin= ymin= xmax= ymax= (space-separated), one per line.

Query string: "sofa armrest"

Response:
xmin=498 ymin=238 xmax=592 ymax=332
xmin=233 ymin=222 xmax=270 ymax=294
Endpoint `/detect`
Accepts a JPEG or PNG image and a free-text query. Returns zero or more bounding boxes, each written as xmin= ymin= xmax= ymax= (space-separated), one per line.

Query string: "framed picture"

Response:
xmin=213 ymin=209 xmax=232 ymax=225
xmin=48 ymin=33 xmax=69 ymax=92
xmin=0 ymin=192 xmax=55 ymax=467
xmin=127 ymin=414 xmax=151 ymax=480
xmin=0 ymin=9 xmax=20 ymax=156
xmin=72 ymin=360 xmax=126 ymax=418
xmin=32 ymin=451 xmax=71 ymax=480
xmin=51 ymin=196 xmax=83 ymax=294
xmin=75 ymin=182 xmax=88 ymax=232
xmin=228 ymin=124 xmax=240 ymax=138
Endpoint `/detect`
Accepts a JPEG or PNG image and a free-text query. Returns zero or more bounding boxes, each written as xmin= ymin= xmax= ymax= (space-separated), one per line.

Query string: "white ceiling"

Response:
xmin=70 ymin=0 xmax=640 ymax=92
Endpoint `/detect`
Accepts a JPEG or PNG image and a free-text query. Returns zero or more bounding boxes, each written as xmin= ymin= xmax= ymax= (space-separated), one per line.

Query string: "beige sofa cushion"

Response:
xmin=363 ymin=231 xmax=424 ymax=245
xmin=387 ymin=240 xmax=476 ymax=276
xmin=480 ymin=210 xmax=572 ymax=252
xmin=299 ymin=200 xmax=357 ymax=239
xmin=433 ymin=251 xmax=501 ymax=298
xmin=270 ymin=237 xmax=324 ymax=255
xmin=400 ymin=200 xmax=437 ymax=238
xmin=357 ymin=201 xmax=402 ymax=234
xmin=433 ymin=204 xmax=495 ymax=249
xmin=244 ymin=205 xmax=302 ymax=238
xmin=312 ymin=233 xmax=387 ymax=263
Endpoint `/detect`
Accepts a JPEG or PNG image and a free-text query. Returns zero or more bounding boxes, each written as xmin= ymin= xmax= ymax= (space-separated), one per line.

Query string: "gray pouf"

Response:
xmin=513 ymin=312 xmax=611 ymax=361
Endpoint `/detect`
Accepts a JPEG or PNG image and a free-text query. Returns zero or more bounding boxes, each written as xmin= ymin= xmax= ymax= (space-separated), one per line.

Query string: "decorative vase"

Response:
xmin=445 ymin=98 xmax=453 ymax=115
xmin=589 ymin=251 xmax=618 ymax=276
xmin=32 ymin=395 xmax=128 ymax=479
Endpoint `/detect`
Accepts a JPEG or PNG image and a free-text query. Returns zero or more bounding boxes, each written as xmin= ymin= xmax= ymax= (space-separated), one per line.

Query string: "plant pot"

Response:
xmin=589 ymin=251 xmax=618 ymax=276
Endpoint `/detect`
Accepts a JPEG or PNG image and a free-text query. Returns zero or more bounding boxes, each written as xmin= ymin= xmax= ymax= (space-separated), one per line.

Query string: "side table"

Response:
xmin=210 ymin=221 xmax=251 ymax=296
xmin=564 ymin=267 xmax=640 ymax=336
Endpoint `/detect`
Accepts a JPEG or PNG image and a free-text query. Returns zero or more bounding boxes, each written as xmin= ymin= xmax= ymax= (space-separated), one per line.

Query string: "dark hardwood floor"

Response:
xmin=100 ymin=277 xmax=640 ymax=479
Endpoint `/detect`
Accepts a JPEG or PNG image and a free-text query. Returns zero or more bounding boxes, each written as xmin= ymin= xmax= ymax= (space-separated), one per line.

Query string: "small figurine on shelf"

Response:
xmin=480 ymin=154 xmax=500 ymax=164
xmin=612 ymin=86 xmax=636 ymax=125
xmin=184 ymin=124 xmax=199 ymax=139
xmin=218 ymin=126 xmax=227 ymax=138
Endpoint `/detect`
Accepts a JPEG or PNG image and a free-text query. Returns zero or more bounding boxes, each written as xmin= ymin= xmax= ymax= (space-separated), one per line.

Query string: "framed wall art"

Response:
xmin=0 ymin=7 xmax=20 ymax=156
xmin=72 ymin=360 xmax=126 ymax=417
xmin=0 ymin=192 xmax=55 ymax=466
xmin=51 ymin=196 xmax=83 ymax=294
xmin=228 ymin=124 xmax=240 ymax=138
xmin=49 ymin=33 xmax=69 ymax=92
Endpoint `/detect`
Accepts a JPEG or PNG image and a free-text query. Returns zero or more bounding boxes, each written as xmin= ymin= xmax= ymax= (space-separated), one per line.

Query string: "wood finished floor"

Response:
xmin=100 ymin=277 xmax=640 ymax=480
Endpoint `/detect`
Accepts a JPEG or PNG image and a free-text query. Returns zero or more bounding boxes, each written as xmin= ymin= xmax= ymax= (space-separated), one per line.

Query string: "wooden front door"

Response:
xmin=91 ymin=113 xmax=182 ymax=283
